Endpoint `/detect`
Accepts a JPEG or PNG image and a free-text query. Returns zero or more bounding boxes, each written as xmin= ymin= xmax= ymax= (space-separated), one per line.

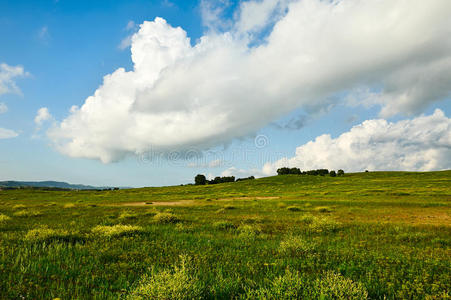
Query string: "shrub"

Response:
xmin=92 ymin=224 xmax=143 ymax=238
xmin=0 ymin=213 xmax=11 ymax=224
xmin=314 ymin=206 xmax=332 ymax=213
xmin=330 ymin=170 xmax=336 ymax=177
xmin=154 ymin=212 xmax=180 ymax=224
xmin=24 ymin=227 xmax=82 ymax=243
xmin=397 ymin=232 xmax=430 ymax=243
xmin=287 ymin=206 xmax=302 ymax=212
xmin=242 ymin=269 xmax=306 ymax=299
xmin=299 ymin=214 xmax=315 ymax=225
xmin=242 ymin=216 xmax=262 ymax=224
xmin=213 ymin=221 xmax=236 ymax=230
xmin=143 ymin=210 xmax=157 ymax=217
xmin=309 ymin=217 xmax=340 ymax=233
xmin=279 ymin=235 xmax=316 ymax=256
xmin=13 ymin=210 xmax=42 ymax=217
xmin=337 ymin=169 xmax=345 ymax=176
xmin=119 ymin=211 xmax=138 ymax=220
xmin=223 ymin=205 xmax=236 ymax=210
xmin=314 ymin=271 xmax=368 ymax=299
xmin=215 ymin=208 xmax=226 ymax=214
xmin=127 ymin=255 xmax=204 ymax=300
xmin=237 ymin=224 xmax=261 ymax=240
xmin=277 ymin=203 xmax=287 ymax=209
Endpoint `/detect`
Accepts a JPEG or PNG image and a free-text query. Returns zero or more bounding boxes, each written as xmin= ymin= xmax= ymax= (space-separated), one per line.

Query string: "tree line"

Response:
xmin=276 ymin=167 xmax=344 ymax=177
xmin=194 ymin=174 xmax=255 ymax=185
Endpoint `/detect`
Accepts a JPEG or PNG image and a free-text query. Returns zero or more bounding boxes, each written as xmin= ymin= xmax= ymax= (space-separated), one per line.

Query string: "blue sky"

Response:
xmin=1 ymin=0 xmax=450 ymax=187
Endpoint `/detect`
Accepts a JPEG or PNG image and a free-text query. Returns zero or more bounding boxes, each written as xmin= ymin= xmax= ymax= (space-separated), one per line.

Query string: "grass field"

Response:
xmin=0 ymin=171 xmax=450 ymax=299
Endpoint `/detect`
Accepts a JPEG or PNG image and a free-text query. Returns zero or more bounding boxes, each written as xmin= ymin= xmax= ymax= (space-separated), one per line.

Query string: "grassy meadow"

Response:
xmin=0 ymin=171 xmax=450 ymax=299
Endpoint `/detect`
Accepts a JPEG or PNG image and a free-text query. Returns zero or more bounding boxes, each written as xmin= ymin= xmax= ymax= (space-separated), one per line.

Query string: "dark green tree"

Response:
xmin=330 ymin=170 xmax=336 ymax=177
xmin=194 ymin=174 xmax=206 ymax=185
xmin=337 ymin=169 xmax=345 ymax=176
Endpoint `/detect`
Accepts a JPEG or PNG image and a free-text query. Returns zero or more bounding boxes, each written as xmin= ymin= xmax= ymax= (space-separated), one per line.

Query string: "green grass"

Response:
xmin=0 ymin=171 xmax=450 ymax=299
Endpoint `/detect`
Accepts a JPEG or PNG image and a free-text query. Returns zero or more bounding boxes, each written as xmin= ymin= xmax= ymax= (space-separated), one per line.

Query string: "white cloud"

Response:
xmin=35 ymin=107 xmax=52 ymax=126
xmin=0 ymin=63 xmax=28 ymax=96
xmin=119 ymin=21 xmax=139 ymax=50
xmin=221 ymin=166 xmax=264 ymax=178
xmin=50 ymin=0 xmax=451 ymax=163
xmin=188 ymin=158 xmax=224 ymax=168
xmin=0 ymin=103 xmax=7 ymax=114
xmin=126 ymin=21 xmax=136 ymax=31
xmin=261 ymin=109 xmax=451 ymax=174
xmin=0 ymin=128 xmax=18 ymax=139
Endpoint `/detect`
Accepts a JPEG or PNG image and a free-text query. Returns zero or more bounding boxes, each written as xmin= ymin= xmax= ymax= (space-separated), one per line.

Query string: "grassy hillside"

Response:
xmin=0 ymin=171 xmax=450 ymax=299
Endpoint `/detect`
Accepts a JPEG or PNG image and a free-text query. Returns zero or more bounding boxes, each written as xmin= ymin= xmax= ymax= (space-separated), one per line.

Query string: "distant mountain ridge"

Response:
xmin=0 ymin=180 xmax=112 ymax=190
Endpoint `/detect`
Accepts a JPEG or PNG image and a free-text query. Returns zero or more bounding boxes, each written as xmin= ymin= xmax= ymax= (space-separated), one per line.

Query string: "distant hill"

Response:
xmin=0 ymin=181 xmax=112 ymax=190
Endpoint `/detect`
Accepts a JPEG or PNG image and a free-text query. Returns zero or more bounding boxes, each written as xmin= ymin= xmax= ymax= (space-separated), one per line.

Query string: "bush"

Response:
xmin=279 ymin=235 xmax=316 ymax=256
xmin=24 ymin=227 xmax=82 ymax=243
xmin=337 ymin=169 xmax=345 ymax=176
xmin=127 ymin=255 xmax=205 ymax=300
xmin=277 ymin=202 xmax=287 ymax=209
xmin=0 ymin=213 xmax=11 ymax=224
xmin=154 ymin=212 xmax=180 ymax=224
xmin=299 ymin=214 xmax=315 ymax=225
xmin=242 ymin=269 xmax=307 ymax=299
xmin=314 ymin=206 xmax=332 ymax=213
xmin=314 ymin=271 xmax=368 ymax=299
xmin=330 ymin=170 xmax=336 ymax=177
xmin=237 ymin=224 xmax=261 ymax=240
xmin=309 ymin=217 xmax=340 ymax=233
xmin=287 ymin=206 xmax=302 ymax=212
xmin=13 ymin=210 xmax=42 ymax=217
xmin=118 ymin=211 xmax=139 ymax=220
xmin=92 ymin=224 xmax=143 ymax=238
xmin=223 ymin=205 xmax=236 ymax=210
xmin=213 ymin=221 xmax=236 ymax=230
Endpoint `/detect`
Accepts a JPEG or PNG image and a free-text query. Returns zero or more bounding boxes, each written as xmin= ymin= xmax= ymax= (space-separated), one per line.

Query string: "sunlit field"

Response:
xmin=0 ymin=171 xmax=450 ymax=299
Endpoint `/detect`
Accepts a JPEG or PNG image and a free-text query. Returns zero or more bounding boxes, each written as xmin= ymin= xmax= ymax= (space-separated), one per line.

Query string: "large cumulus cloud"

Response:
xmin=261 ymin=109 xmax=451 ymax=174
xmin=49 ymin=0 xmax=451 ymax=163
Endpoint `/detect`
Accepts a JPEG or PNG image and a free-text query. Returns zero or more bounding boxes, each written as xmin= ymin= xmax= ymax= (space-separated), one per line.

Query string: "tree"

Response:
xmin=290 ymin=167 xmax=302 ymax=175
xmin=317 ymin=169 xmax=329 ymax=176
xmin=337 ymin=169 xmax=345 ymax=177
xmin=330 ymin=170 xmax=336 ymax=177
xmin=194 ymin=174 xmax=206 ymax=185
xmin=277 ymin=167 xmax=291 ymax=175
